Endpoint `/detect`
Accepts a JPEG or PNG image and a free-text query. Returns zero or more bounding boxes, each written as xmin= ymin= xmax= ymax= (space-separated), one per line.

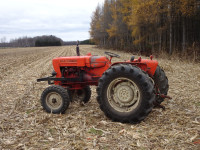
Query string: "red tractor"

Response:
xmin=37 ymin=44 xmax=169 ymax=123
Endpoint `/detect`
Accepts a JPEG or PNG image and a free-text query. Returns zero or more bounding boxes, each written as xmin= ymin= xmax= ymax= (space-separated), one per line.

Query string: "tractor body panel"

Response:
xmin=40 ymin=53 xmax=158 ymax=89
xmin=53 ymin=56 xmax=110 ymax=76
xmin=124 ymin=59 xmax=158 ymax=76
xmin=52 ymin=55 xmax=111 ymax=88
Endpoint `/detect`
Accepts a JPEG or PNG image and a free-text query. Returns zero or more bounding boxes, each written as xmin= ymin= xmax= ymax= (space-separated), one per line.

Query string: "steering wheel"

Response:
xmin=105 ymin=52 xmax=120 ymax=58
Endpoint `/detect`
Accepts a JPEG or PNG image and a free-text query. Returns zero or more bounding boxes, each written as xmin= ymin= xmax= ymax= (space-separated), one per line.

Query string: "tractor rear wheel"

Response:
xmin=68 ymin=86 xmax=91 ymax=103
xmin=153 ymin=66 xmax=169 ymax=104
xmin=41 ymin=85 xmax=70 ymax=114
xmin=97 ymin=64 xmax=155 ymax=123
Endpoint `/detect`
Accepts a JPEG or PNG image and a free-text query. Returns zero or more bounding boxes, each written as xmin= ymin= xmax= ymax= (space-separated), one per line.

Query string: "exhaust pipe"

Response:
xmin=76 ymin=40 xmax=80 ymax=56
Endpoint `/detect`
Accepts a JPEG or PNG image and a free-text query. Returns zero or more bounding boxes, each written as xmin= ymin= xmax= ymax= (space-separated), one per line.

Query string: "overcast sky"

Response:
xmin=0 ymin=0 xmax=104 ymax=42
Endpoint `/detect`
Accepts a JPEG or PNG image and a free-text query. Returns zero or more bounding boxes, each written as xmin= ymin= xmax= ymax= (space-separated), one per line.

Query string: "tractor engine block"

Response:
xmin=61 ymin=67 xmax=93 ymax=83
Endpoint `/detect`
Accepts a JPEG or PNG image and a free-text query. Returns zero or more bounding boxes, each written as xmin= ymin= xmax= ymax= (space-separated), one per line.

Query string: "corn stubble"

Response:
xmin=0 ymin=46 xmax=199 ymax=149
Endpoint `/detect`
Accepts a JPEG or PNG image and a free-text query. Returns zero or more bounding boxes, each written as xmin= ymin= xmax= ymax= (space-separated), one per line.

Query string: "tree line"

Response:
xmin=90 ymin=0 xmax=200 ymax=59
xmin=0 ymin=35 xmax=63 ymax=47
xmin=0 ymin=36 xmax=94 ymax=48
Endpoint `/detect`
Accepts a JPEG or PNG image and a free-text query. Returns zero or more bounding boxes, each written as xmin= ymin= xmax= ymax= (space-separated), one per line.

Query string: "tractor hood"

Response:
xmin=52 ymin=55 xmax=109 ymax=68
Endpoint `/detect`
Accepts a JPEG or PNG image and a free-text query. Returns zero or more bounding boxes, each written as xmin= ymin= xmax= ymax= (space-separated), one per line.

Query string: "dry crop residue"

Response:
xmin=0 ymin=45 xmax=199 ymax=149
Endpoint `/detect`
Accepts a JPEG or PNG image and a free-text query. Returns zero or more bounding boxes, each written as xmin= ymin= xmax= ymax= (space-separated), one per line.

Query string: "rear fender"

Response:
xmin=112 ymin=60 xmax=158 ymax=77
xmin=140 ymin=59 xmax=158 ymax=76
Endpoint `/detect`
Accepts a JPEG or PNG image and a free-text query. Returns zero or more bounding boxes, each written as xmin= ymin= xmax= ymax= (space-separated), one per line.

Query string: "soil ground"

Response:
xmin=0 ymin=45 xmax=199 ymax=149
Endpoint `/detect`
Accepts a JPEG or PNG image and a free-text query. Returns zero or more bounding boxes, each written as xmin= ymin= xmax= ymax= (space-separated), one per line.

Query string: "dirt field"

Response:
xmin=0 ymin=45 xmax=199 ymax=150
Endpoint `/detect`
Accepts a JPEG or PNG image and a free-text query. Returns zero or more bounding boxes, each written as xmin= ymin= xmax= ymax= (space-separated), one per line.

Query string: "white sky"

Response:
xmin=0 ymin=0 xmax=104 ymax=42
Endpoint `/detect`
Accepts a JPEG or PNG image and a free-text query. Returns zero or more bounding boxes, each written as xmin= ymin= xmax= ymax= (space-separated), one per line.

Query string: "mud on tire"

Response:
xmin=96 ymin=64 xmax=155 ymax=123
xmin=41 ymin=85 xmax=70 ymax=114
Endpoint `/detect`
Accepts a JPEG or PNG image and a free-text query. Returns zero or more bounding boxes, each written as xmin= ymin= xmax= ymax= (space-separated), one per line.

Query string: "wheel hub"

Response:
xmin=107 ymin=78 xmax=140 ymax=112
xmin=46 ymin=92 xmax=63 ymax=110
xmin=52 ymin=98 xmax=57 ymax=103
xmin=113 ymin=82 xmax=137 ymax=106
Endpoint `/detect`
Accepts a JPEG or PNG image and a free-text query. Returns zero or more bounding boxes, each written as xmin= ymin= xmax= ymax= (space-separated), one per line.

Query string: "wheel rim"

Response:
xmin=46 ymin=92 xmax=63 ymax=110
xmin=107 ymin=77 xmax=141 ymax=112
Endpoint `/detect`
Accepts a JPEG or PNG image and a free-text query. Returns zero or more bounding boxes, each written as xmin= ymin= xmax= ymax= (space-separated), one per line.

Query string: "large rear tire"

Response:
xmin=153 ymin=66 xmax=169 ymax=104
xmin=41 ymin=85 xmax=70 ymax=114
xmin=97 ymin=64 xmax=155 ymax=123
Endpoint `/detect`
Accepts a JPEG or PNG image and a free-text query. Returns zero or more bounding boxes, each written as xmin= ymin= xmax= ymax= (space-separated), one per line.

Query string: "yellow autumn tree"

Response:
xmin=90 ymin=0 xmax=200 ymax=58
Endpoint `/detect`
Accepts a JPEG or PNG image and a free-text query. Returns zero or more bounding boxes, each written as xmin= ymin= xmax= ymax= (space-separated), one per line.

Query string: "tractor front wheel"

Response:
xmin=97 ymin=64 xmax=155 ymax=123
xmin=41 ymin=85 xmax=70 ymax=114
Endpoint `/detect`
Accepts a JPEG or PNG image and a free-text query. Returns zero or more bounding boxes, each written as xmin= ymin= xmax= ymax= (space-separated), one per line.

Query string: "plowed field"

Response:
xmin=0 ymin=46 xmax=199 ymax=149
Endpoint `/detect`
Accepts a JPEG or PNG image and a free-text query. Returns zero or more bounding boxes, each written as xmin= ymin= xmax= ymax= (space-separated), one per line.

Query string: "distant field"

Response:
xmin=0 ymin=45 xmax=199 ymax=149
